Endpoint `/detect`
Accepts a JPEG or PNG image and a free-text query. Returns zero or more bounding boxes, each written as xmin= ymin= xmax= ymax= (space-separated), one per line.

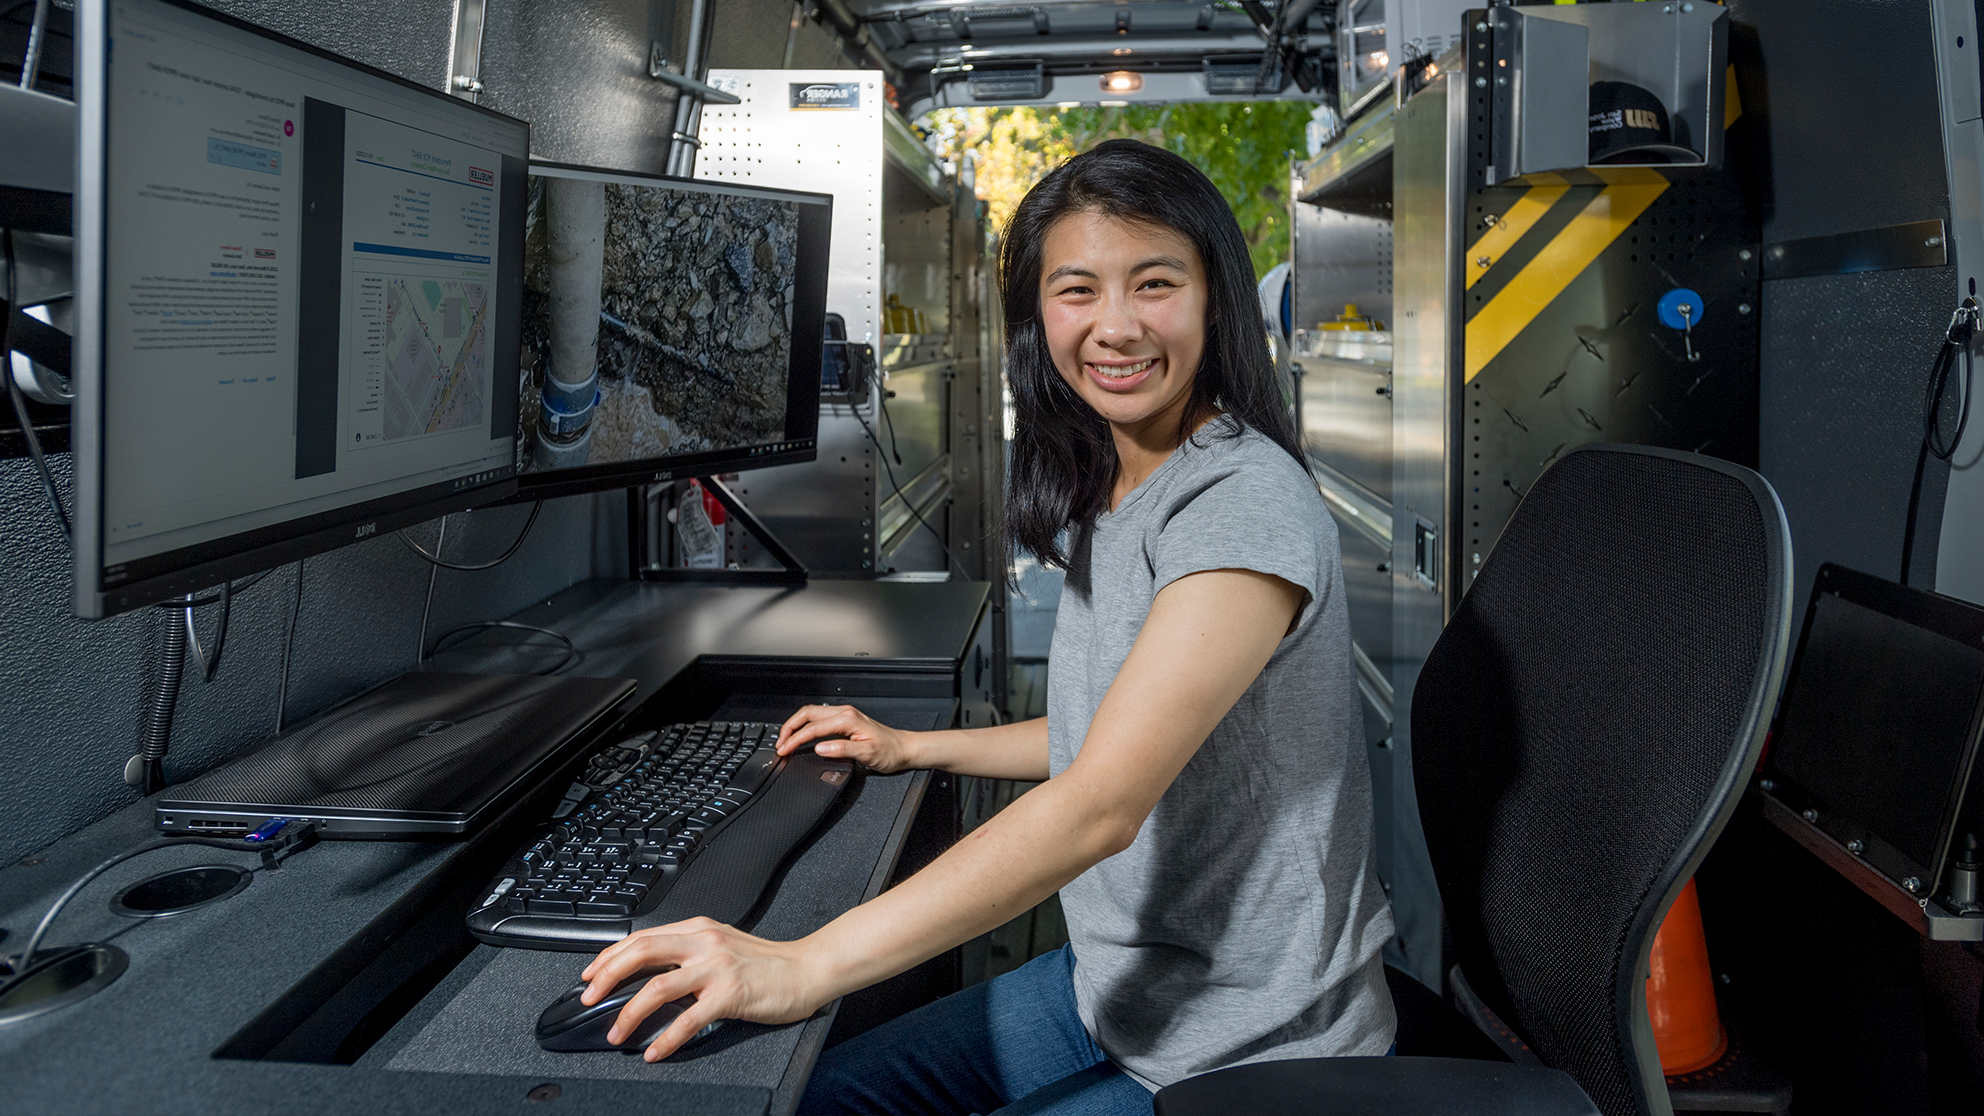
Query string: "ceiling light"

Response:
xmin=1100 ymin=71 xmax=1143 ymax=93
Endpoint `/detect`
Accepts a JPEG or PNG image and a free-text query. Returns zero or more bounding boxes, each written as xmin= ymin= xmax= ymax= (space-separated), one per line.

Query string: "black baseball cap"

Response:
xmin=1588 ymin=80 xmax=1698 ymax=165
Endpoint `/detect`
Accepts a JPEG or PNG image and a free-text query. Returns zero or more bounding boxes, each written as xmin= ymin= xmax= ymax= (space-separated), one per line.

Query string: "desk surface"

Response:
xmin=429 ymin=578 xmax=993 ymax=704
xmin=0 ymin=578 xmax=988 ymax=1115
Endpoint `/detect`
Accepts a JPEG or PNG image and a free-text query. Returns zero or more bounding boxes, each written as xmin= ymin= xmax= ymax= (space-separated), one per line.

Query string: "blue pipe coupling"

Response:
xmin=540 ymin=365 xmax=601 ymax=437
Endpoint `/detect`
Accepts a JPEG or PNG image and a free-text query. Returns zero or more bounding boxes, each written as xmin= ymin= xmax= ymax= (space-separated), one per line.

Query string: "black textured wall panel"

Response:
xmin=1760 ymin=266 xmax=1954 ymax=603
xmin=1730 ymin=0 xmax=1957 ymax=603
xmin=0 ymin=453 xmax=620 ymax=867
xmin=1727 ymin=0 xmax=1951 ymax=244
xmin=478 ymin=0 xmax=681 ymax=173
xmin=1737 ymin=0 xmax=1952 ymax=599
xmin=206 ymin=0 xmax=457 ymax=91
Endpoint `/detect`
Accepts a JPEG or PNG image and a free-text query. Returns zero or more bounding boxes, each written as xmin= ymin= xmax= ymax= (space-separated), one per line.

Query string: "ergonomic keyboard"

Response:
xmin=466 ymin=721 xmax=853 ymax=951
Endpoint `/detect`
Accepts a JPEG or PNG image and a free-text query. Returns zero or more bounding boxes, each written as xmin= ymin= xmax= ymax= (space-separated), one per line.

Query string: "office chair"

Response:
xmin=1155 ymin=445 xmax=1793 ymax=1116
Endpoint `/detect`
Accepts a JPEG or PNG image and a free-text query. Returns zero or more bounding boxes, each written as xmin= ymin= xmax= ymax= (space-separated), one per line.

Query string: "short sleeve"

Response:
xmin=1148 ymin=448 xmax=1335 ymax=608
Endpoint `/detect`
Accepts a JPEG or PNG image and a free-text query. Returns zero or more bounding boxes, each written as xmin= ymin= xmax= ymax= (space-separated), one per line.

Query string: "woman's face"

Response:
xmin=1038 ymin=211 xmax=1208 ymax=434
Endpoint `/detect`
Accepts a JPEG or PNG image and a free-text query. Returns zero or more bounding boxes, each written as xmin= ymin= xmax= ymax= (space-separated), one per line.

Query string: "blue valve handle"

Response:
xmin=1657 ymin=288 xmax=1705 ymax=331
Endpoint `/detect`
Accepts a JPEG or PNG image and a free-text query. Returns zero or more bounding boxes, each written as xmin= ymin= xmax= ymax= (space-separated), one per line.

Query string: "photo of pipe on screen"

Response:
xmin=517 ymin=171 xmax=799 ymax=474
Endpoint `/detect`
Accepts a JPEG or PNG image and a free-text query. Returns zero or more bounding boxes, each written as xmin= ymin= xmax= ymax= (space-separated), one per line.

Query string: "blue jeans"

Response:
xmin=799 ymin=944 xmax=1153 ymax=1116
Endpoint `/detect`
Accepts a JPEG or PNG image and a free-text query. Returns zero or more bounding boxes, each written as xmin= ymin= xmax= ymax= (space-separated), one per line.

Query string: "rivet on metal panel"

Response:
xmin=1738 ymin=303 xmax=1752 ymax=315
xmin=1738 ymin=248 xmax=1753 ymax=260
xmin=1476 ymin=77 xmax=1488 ymax=88
xmin=1802 ymin=808 xmax=1819 ymax=823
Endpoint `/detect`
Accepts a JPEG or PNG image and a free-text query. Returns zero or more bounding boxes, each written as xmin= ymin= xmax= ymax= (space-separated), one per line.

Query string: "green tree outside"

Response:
xmin=923 ymin=102 xmax=1313 ymax=280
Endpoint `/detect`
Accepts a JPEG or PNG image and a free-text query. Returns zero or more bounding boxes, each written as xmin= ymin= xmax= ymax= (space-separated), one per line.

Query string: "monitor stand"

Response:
xmin=638 ymin=475 xmax=808 ymax=586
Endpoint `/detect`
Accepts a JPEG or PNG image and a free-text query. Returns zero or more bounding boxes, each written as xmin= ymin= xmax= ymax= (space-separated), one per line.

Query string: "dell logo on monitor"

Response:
xmin=355 ymin=522 xmax=377 ymax=538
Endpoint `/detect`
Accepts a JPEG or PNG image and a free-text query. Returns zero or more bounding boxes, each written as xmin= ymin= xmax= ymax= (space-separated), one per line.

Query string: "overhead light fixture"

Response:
xmin=1100 ymin=71 xmax=1143 ymax=93
xmin=968 ymin=60 xmax=1047 ymax=100
xmin=1204 ymin=56 xmax=1282 ymax=95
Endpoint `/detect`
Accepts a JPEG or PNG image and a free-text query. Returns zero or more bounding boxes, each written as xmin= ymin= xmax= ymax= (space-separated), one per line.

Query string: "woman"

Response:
xmin=575 ymin=139 xmax=1395 ymax=1114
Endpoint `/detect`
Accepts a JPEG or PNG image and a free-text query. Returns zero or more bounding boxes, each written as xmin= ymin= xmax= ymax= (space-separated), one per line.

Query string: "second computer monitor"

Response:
xmin=515 ymin=163 xmax=830 ymax=499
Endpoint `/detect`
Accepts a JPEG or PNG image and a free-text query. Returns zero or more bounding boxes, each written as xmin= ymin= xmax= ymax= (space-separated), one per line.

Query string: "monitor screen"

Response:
xmin=74 ymin=0 xmax=528 ymax=618
xmin=512 ymin=162 xmax=829 ymax=499
xmin=1768 ymin=564 xmax=1984 ymax=885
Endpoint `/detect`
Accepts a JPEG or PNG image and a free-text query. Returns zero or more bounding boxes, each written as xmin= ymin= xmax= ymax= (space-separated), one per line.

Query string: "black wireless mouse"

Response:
xmin=536 ymin=973 xmax=722 ymax=1053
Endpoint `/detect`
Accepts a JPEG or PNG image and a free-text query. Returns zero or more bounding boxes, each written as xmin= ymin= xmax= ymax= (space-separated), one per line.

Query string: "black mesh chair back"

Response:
xmin=1411 ymin=445 xmax=1791 ymax=1116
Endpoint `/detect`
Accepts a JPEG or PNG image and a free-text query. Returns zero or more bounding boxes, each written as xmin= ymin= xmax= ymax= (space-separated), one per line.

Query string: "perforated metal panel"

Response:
xmin=700 ymin=70 xmax=885 ymax=343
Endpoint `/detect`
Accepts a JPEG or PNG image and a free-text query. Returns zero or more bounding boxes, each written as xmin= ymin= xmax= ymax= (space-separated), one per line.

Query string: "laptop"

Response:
xmin=1763 ymin=563 xmax=1984 ymax=898
xmin=158 ymin=672 xmax=636 ymax=838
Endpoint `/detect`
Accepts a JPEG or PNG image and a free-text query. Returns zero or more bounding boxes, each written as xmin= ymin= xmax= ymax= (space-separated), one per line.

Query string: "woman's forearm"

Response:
xmin=797 ymin=773 xmax=1125 ymax=1001
xmin=905 ymin=716 xmax=1051 ymax=781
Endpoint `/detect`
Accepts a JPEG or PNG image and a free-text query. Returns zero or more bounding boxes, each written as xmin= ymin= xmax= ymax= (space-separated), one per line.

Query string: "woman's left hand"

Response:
xmin=578 ymin=917 xmax=830 ymax=1061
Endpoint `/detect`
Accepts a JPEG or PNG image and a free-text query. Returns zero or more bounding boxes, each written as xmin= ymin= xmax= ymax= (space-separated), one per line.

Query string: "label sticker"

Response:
xmin=791 ymin=82 xmax=861 ymax=110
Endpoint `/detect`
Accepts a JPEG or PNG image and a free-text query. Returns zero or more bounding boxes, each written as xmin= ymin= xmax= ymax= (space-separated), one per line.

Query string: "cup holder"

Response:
xmin=110 ymin=864 xmax=253 ymax=918
xmin=0 ymin=944 xmax=129 ymax=1026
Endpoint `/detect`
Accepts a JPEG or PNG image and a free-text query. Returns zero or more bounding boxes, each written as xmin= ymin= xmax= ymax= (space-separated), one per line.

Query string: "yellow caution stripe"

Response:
xmin=1463 ymin=169 xmax=1668 ymax=382
xmin=1466 ymin=183 xmax=1571 ymax=290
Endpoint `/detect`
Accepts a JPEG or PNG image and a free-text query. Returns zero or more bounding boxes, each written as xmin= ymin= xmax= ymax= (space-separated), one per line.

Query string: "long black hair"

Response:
xmin=1001 ymin=138 xmax=1302 ymax=572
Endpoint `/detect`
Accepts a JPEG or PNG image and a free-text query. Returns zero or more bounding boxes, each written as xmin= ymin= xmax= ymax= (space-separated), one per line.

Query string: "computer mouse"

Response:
xmin=536 ymin=973 xmax=722 ymax=1053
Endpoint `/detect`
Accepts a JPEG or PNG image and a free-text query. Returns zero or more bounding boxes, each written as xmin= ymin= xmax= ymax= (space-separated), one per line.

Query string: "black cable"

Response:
xmin=428 ymin=620 xmax=577 ymax=675
xmin=138 ymin=610 xmax=187 ymax=795
xmin=878 ymin=393 xmax=906 ymax=466
xmin=415 ymin=516 xmax=449 ymax=665
xmin=850 ymin=400 xmax=970 ymax=581
xmin=3 ymin=227 xmax=70 ymax=544
xmin=157 ymin=568 xmax=272 ymax=611
xmin=1926 ymin=302 xmax=1977 ymax=462
xmin=0 ymin=821 xmax=318 ymax=999
xmin=184 ymin=583 xmax=230 ymax=684
xmin=397 ymin=500 xmax=544 ymax=570
xmin=1902 ymin=298 xmax=1979 ymax=586
xmin=274 ymin=560 xmax=303 ymax=736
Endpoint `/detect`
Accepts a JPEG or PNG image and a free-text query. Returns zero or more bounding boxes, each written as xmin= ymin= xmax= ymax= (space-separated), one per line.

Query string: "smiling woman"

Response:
xmin=1002 ymin=139 xmax=1305 ymax=580
xmin=572 ymin=140 xmax=1393 ymax=1116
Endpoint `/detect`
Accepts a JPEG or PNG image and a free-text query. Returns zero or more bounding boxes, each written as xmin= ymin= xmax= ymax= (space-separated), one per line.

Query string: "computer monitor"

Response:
xmin=512 ymin=162 xmax=830 ymax=501
xmin=1764 ymin=563 xmax=1984 ymax=895
xmin=73 ymin=0 xmax=529 ymax=619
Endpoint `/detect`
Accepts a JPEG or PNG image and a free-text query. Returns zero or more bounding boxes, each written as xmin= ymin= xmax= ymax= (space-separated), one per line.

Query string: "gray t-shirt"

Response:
xmin=1046 ymin=416 xmax=1397 ymax=1091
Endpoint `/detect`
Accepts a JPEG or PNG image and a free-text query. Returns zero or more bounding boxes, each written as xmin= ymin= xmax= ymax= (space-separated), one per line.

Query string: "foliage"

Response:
xmin=923 ymin=101 xmax=1312 ymax=280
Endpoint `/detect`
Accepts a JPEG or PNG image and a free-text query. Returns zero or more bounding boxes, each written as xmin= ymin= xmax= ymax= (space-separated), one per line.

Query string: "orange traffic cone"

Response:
xmin=1646 ymin=878 xmax=1728 ymax=1075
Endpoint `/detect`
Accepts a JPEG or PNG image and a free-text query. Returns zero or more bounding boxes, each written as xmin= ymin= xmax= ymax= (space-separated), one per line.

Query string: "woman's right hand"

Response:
xmin=774 ymin=703 xmax=917 ymax=774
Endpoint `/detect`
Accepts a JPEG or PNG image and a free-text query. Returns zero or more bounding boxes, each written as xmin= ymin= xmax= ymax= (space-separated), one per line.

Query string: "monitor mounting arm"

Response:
xmin=635 ymin=475 xmax=807 ymax=586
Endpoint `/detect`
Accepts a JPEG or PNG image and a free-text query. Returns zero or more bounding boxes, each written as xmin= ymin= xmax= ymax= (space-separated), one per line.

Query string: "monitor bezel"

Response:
xmin=506 ymin=160 xmax=830 ymax=503
xmin=1762 ymin=562 xmax=1984 ymax=895
xmin=74 ymin=0 xmax=528 ymax=619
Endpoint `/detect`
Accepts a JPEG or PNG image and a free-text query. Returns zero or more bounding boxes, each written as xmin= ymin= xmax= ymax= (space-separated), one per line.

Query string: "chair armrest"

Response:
xmin=1152 ymin=1056 xmax=1601 ymax=1116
